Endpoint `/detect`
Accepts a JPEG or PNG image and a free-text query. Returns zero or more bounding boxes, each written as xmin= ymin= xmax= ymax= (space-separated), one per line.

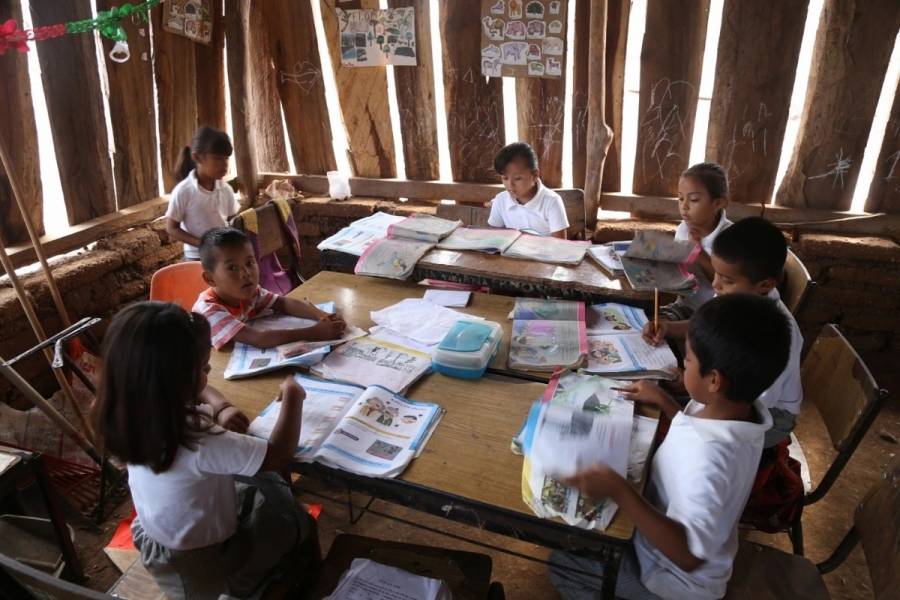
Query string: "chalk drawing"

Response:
xmin=280 ymin=60 xmax=323 ymax=94
xmin=810 ymin=147 xmax=852 ymax=189
xmin=885 ymin=149 xmax=900 ymax=181
xmin=639 ymin=78 xmax=695 ymax=182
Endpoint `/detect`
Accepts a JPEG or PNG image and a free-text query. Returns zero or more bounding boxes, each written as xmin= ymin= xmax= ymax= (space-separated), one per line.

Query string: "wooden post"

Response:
xmin=247 ymin=4 xmax=290 ymax=173
xmin=776 ymin=0 xmax=900 ymax=210
xmin=31 ymin=0 xmax=116 ymax=224
xmin=601 ymin=0 xmax=630 ymax=193
xmin=632 ymin=0 xmax=709 ymax=197
xmin=866 ymin=79 xmax=900 ymax=213
xmin=0 ymin=0 xmax=43 ymax=245
xmin=706 ymin=0 xmax=807 ymax=205
xmin=195 ymin=0 xmax=227 ymax=131
xmin=571 ymin=0 xmax=591 ymax=189
xmin=263 ymin=0 xmax=336 ymax=174
xmin=517 ymin=78 xmax=566 ymax=188
xmin=388 ymin=0 xmax=440 ymax=181
xmin=440 ymin=0 xmax=505 ymax=182
xmin=224 ymin=0 xmax=259 ymax=205
xmin=583 ymin=0 xmax=613 ymax=230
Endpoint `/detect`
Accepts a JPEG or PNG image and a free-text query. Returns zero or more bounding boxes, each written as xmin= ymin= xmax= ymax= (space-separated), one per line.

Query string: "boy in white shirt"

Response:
xmin=551 ymin=293 xmax=790 ymax=599
xmin=487 ymin=142 xmax=569 ymax=238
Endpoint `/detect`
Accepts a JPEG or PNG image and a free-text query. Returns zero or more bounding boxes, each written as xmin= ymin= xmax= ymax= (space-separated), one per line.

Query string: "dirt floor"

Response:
xmin=63 ymin=387 xmax=900 ymax=599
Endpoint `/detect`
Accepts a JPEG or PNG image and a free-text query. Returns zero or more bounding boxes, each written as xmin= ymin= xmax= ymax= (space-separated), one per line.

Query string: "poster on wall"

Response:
xmin=162 ymin=0 xmax=214 ymax=45
xmin=337 ymin=7 xmax=417 ymax=67
xmin=480 ymin=0 xmax=568 ymax=78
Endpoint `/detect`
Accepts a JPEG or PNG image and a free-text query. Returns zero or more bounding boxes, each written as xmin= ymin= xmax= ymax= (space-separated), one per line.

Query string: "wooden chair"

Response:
xmin=780 ymin=249 xmax=815 ymax=316
xmin=747 ymin=324 xmax=890 ymax=555
xmin=0 ymin=551 xmax=111 ymax=599
xmin=726 ymin=455 xmax=900 ymax=600
xmin=231 ymin=199 xmax=304 ymax=289
xmin=148 ymin=261 xmax=207 ymax=311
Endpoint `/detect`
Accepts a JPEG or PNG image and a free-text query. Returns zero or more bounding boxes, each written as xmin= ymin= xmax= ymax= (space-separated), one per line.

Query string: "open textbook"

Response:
xmin=621 ymin=230 xmax=701 ymax=291
xmin=586 ymin=241 xmax=629 ymax=274
xmin=354 ymin=238 xmax=435 ymax=280
xmin=436 ymin=227 xmax=522 ymax=253
xmin=520 ymin=372 xmax=657 ymax=530
xmin=248 ymin=375 xmax=442 ymax=478
xmin=584 ymin=303 xmax=678 ymax=379
xmin=387 ymin=214 xmax=461 ymax=243
xmin=501 ymin=234 xmax=591 ymax=265
xmin=317 ymin=212 xmax=405 ymax=256
xmin=509 ymin=298 xmax=587 ymax=371
xmin=312 ymin=335 xmax=432 ymax=393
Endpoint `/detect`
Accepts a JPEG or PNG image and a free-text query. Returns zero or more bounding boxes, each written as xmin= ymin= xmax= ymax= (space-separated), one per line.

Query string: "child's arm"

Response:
xmin=232 ymin=317 xmax=346 ymax=348
xmin=550 ymin=229 xmax=567 ymax=239
xmin=693 ymin=249 xmax=715 ymax=281
xmin=620 ymin=380 xmax=683 ymax=420
xmin=165 ymin=218 xmax=201 ymax=247
xmin=274 ymin=296 xmax=337 ymax=322
xmin=641 ymin=319 xmax=688 ymax=346
xmin=258 ymin=377 xmax=305 ymax=473
xmin=564 ymin=464 xmax=703 ymax=572
xmin=199 ymin=385 xmax=250 ymax=433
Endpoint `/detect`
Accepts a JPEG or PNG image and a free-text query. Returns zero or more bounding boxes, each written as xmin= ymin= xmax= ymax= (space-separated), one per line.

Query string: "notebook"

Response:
xmin=508 ymin=298 xmax=588 ymax=371
xmin=583 ymin=303 xmax=678 ymax=379
xmin=354 ymin=238 xmax=435 ymax=280
xmin=387 ymin=214 xmax=461 ymax=243
xmin=501 ymin=234 xmax=591 ymax=265
xmin=436 ymin=227 xmax=522 ymax=253
xmin=620 ymin=230 xmax=701 ymax=291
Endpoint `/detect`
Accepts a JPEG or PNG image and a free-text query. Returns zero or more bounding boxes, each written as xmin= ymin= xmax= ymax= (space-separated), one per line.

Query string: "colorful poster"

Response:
xmin=480 ymin=0 xmax=568 ymax=78
xmin=337 ymin=7 xmax=417 ymax=67
xmin=162 ymin=0 xmax=214 ymax=45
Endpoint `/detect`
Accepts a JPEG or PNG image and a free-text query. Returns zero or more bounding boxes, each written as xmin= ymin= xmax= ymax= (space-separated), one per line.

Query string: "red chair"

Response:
xmin=148 ymin=262 xmax=207 ymax=311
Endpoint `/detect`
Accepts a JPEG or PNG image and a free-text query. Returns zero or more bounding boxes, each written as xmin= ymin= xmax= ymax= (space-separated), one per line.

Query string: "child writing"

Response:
xmin=643 ymin=217 xmax=803 ymax=447
xmin=165 ymin=126 xmax=241 ymax=261
xmin=95 ymin=302 xmax=319 ymax=599
xmin=550 ymin=293 xmax=791 ymax=600
xmin=487 ymin=142 xmax=570 ymax=238
xmin=193 ymin=227 xmax=346 ymax=350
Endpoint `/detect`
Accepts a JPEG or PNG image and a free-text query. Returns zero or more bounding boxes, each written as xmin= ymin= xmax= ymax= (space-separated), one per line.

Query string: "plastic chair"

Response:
xmin=148 ymin=262 xmax=207 ymax=311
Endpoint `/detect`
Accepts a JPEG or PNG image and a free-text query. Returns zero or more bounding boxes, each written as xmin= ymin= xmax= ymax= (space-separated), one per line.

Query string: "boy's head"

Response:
xmin=678 ymin=162 xmax=728 ymax=235
xmin=494 ymin=142 xmax=540 ymax=201
xmin=199 ymin=227 xmax=259 ymax=303
xmin=711 ymin=217 xmax=787 ymax=296
xmin=685 ymin=294 xmax=790 ymax=405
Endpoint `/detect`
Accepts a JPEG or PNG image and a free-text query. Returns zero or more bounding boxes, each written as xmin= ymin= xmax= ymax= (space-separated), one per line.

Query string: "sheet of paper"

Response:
xmin=436 ymin=227 xmax=521 ymax=253
xmin=352 ymin=211 xmax=407 ymax=233
xmin=423 ymin=289 xmax=472 ymax=308
xmin=317 ymin=227 xmax=383 ymax=256
xmin=312 ymin=337 xmax=432 ymax=393
xmin=371 ymin=298 xmax=480 ymax=346
xmin=0 ymin=451 xmax=20 ymax=477
xmin=367 ymin=326 xmax=438 ymax=355
xmin=326 ymin=558 xmax=450 ymax=600
xmin=337 ymin=7 xmax=418 ymax=68
xmin=587 ymin=245 xmax=624 ymax=273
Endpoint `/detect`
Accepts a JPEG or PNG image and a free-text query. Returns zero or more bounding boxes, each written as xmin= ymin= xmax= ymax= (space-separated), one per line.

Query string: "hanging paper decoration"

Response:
xmin=162 ymin=0 xmax=214 ymax=45
xmin=480 ymin=0 xmax=568 ymax=79
xmin=337 ymin=7 xmax=417 ymax=68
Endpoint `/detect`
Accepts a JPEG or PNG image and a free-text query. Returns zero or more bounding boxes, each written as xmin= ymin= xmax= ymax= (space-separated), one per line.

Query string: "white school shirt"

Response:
xmin=676 ymin=211 xmax=732 ymax=309
xmin=486 ymin=181 xmax=569 ymax=235
xmin=634 ymin=399 xmax=772 ymax=600
xmin=165 ymin=170 xmax=241 ymax=259
xmin=757 ymin=288 xmax=804 ymax=415
xmin=127 ymin=421 xmax=268 ymax=551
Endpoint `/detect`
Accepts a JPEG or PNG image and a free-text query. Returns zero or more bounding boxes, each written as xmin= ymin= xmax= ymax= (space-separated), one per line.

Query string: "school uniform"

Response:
xmin=165 ymin=170 xmax=240 ymax=260
xmin=193 ymin=286 xmax=279 ymax=350
xmin=757 ymin=288 xmax=803 ymax=447
xmin=487 ymin=181 xmax=569 ymax=235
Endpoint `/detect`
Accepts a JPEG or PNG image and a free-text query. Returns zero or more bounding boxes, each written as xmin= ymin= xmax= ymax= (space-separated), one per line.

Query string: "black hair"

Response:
xmin=712 ymin=217 xmax=787 ymax=282
xmin=96 ymin=302 xmax=213 ymax=473
xmin=199 ymin=227 xmax=251 ymax=272
xmin=494 ymin=142 xmax=539 ymax=175
xmin=688 ymin=294 xmax=791 ymax=404
xmin=682 ymin=162 xmax=728 ymax=199
xmin=174 ymin=126 xmax=233 ymax=183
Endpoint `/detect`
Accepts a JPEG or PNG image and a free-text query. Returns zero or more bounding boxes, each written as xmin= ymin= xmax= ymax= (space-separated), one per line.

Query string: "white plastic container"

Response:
xmin=433 ymin=320 xmax=503 ymax=379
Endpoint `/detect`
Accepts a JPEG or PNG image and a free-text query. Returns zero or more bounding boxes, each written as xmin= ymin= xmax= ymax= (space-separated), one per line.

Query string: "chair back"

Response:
xmin=780 ymin=249 xmax=814 ymax=315
xmin=148 ymin=261 xmax=207 ymax=311
xmin=230 ymin=201 xmax=291 ymax=258
xmin=854 ymin=456 xmax=900 ymax=599
xmin=0 ymin=551 xmax=111 ymax=599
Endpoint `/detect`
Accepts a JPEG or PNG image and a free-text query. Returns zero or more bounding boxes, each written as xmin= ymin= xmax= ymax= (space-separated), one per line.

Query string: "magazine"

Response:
xmin=317 ymin=211 xmax=406 ymax=256
xmin=354 ymin=238 xmax=435 ymax=280
xmin=584 ymin=304 xmax=678 ymax=380
xmin=586 ymin=242 xmax=629 ymax=274
xmin=248 ymin=374 xmax=443 ymax=478
xmin=620 ymin=230 xmax=701 ymax=291
xmin=501 ymin=234 xmax=591 ymax=265
xmin=311 ymin=335 xmax=432 ymax=393
xmin=508 ymin=298 xmax=588 ymax=371
xmin=387 ymin=214 xmax=461 ymax=243
xmin=436 ymin=227 xmax=522 ymax=254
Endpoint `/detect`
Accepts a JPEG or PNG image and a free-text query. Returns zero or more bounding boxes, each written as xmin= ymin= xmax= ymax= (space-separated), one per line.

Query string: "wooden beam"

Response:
xmin=31 ymin=1 xmax=115 ymax=225
xmin=776 ymin=0 xmax=900 ymax=210
xmin=517 ymin=77 xmax=566 ymax=188
xmin=440 ymin=0 xmax=505 ymax=183
xmin=262 ymin=0 xmax=336 ymax=174
xmin=571 ymin=0 xmax=591 ymax=189
xmin=98 ymin=0 xmax=159 ymax=208
xmin=866 ymin=78 xmax=900 ymax=213
xmin=601 ymin=0 xmax=630 ymax=193
xmin=224 ymin=0 xmax=259 ymax=205
xmin=583 ymin=0 xmax=613 ymax=227
xmin=247 ymin=2 xmax=289 ymax=173
xmin=632 ymin=0 xmax=709 ymax=197
xmin=195 ymin=0 xmax=227 ymax=130
xmin=320 ymin=0 xmax=397 ymax=178
xmin=0 ymin=0 xmax=43 ymax=244
xmin=0 ymin=198 xmax=168 ymax=274
xmin=707 ymin=0 xmax=807 ymax=204
xmin=388 ymin=0 xmax=440 ymax=181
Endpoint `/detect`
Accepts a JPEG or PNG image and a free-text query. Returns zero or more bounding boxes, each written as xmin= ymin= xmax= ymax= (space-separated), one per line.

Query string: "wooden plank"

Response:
xmin=388 ymin=0 xmax=440 ymax=181
xmin=516 ymin=78 xmax=566 ymax=187
xmin=320 ymin=0 xmax=397 ymax=178
xmin=262 ymin=0 xmax=336 ymax=174
xmin=583 ymin=0 xmax=613 ymax=227
xmin=440 ymin=0 xmax=505 ymax=182
xmin=195 ymin=0 xmax=226 ymax=130
xmin=866 ymin=79 xmax=900 ymax=213
xmin=151 ymin=3 xmax=198 ymax=191
xmin=776 ymin=0 xmax=900 ymax=210
xmin=571 ymin=0 xmax=591 ymax=189
xmin=0 ymin=0 xmax=43 ymax=244
xmin=98 ymin=0 xmax=159 ymax=208
xmin=706 ymin=0 xmax=807 ymax=205
xmin=632 ymin=0 xmax=709 ymax=197
xmin=601 ymin=0 xmax=630 ymax=193
xmin=246 ymin=3 xmax=289 ymax=173
xmin=224 ymin=0 xmax=258 ymax=204
xmin=30 ymin=1 xmax=116 ymax=225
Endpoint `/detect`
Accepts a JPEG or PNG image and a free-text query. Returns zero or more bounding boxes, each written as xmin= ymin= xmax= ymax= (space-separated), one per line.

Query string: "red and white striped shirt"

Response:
xmin=192 ymin=286 xmax=279 ymax=349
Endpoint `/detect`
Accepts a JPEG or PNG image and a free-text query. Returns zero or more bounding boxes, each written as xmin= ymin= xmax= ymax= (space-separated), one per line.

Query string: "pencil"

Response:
xmin=653 ymin=287 xmax=660 ymax=336
xmin=610 ymin=386 xmax=630 ymax=392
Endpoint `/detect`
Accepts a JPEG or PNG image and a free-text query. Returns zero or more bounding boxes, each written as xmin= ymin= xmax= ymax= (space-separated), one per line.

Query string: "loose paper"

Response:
xmin=423 ymin=290 xmax=472 ymax=308
xmin=326 ymin=559 xmax=451 ymax=600
xmin=338 ymin=7 xmax=417 ymax=67
xmin=480 ymin=0 xmax=568 ymax=78
xmin=371 ymin=298 xmax=481 ymax=346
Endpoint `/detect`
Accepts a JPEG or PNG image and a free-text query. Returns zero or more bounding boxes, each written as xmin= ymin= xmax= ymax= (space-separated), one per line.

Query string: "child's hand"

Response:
xmin=561 ymin=463 xmax=625 ymax=501
xmin=216 ymin=405 xmax=250 ymax=433
xmin=278 ymin=376 xmax=306 ymax=404
xmin=641 ymin=320 xmax=668 ymax=346
xmin=308 ymin=317 xmax=345 ymax=340
xmin=325 ymin=312 xmax=347 ymax=329
xmin=619 ymin=380 xmax=672 ymax=407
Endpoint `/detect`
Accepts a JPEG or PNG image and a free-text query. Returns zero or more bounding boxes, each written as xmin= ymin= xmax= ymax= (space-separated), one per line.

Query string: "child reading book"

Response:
xmin=95 ymin=302 xmax=319 ymax=598
xmin=193 ymin=227 xmax=346 ymax=350
xmin=549 ymin=293 xmax=790 ymax=600
xmin=487 ymin=142 xmax=569 ymax=238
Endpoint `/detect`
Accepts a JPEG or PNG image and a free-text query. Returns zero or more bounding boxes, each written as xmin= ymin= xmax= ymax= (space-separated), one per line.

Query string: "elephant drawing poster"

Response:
xmin=480 ymin=0 xmax=568 ymax=78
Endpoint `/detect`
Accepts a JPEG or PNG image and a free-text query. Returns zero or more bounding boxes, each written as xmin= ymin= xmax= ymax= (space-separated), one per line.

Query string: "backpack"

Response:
xmin=236 ymin=198 xmax=303 ymax=295
xmin=741 ymin=439 xmax=805 ymax=532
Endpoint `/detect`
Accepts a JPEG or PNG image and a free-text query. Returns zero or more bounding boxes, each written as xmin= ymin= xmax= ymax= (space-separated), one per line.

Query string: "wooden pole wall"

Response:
xmin=517 ymin=78 xmax=566 ymax=188
xmin=866 ymin=80 xmax=900 ymax=213
xmin=195 ymin=0 xmax=227 ymax=131
xmin=600 ymin=0 xmax=630 ymax=194
xmin=583 ymin=0 xmax=612 ymax=227
xmin=776 ymin=0 xmax=900 ymax=210
xmin=0 ymin=0 xmax=43 ymax=244
xmin=224 ymin=0 xmax=259 ymax=204
xmin=570 ymin=0 xmax=591 ymax=189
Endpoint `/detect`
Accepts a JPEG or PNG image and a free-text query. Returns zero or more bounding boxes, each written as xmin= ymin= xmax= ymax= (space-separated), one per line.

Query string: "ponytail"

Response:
xmin=173 ymin=146 xmax=195 ymax=183
xmin=173 ymin=126 xmax=233 ymax=184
